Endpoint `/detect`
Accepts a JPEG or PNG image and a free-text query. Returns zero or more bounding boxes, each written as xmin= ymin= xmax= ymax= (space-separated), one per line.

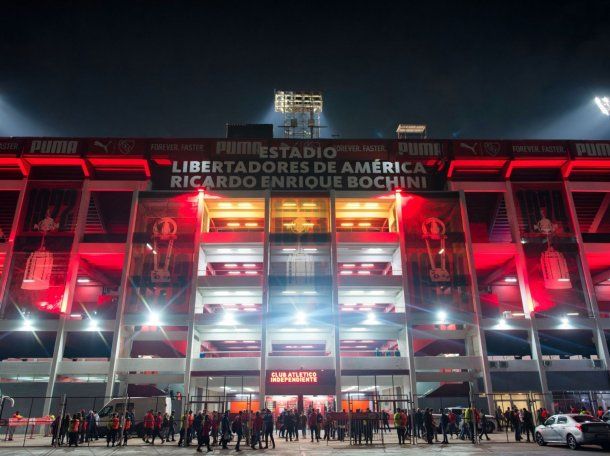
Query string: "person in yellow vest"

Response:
xmin=463 ymin=406 xmax=475 ymax=443
xmin=393 ymin=408 xmax=405 ymax=444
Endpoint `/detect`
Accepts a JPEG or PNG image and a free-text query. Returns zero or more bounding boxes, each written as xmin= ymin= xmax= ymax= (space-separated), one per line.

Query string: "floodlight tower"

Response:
xmin=595 ymin=96 xmax=610 ymax=116
xmin=274 ymin=90 xmax=324 ymax=139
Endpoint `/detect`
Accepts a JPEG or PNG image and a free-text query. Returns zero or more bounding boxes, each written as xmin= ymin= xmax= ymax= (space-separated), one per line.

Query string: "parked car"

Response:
xmin=535 ymin=414 xmax=610 ymax=450
xmin=97 ymin=396 xmax=172 ymax=437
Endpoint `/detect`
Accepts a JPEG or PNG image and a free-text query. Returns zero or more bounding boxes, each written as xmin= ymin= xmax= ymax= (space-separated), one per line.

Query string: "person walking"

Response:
xmin=197 ymin=414 xmax=212 ymax=453
xmin=193 ymin=412 xmax=203 ymax=448
xmin=168 ymin=411 xmax=176 ymax=442
xmin=220 ymin=410 xmax=231 ymax=449
xmin=122 ymin=413 xmax=131 ymax=446
xmin=284 ymin=409 xmax=295 ymax=441
xmin=211 ymin=411 xmax=219 ymax=446
xmin=68 ymin=413 xmax=80 ymax=447
xmin=178 ymin=410 xmax=189 ymax=447
xmin=151 ymin=411 xmax=164 ymax=444
xmin=440 ymin=409 xmax=449 ymax=444
xmin=51 ymin=413 xmax=61 ymax=446
xmin=263 ymin=409 xmax=275 ymax=449
xmin=59 ymin=413 xmax=70 ymax=446
xmin=522 ymin=408 xmax=535 ymax=442
xmin=478 ymin=410 xmax=490 ymax=441
xmin=511 ymin=408 xmax=522 ymax=442
xmin=464 ymin=406 xmax=475 ymax=443
xmin=251 ymin=411 xmax=263 ymax=449
xmin=424 ymin=409 xmax=434 ymax=444
xmin=495 ymin=407 xmax=503 ymax=431
xmin=394 ymin=408 xmax=405 ymax=444
xmin=106 ymin=413 xmax=119 ymax=447
xmin=143 ymin=409 xmax=154 ymax=443
xmin=308 ymin=409 xmax=318 ymax=442
xmin=232 ymin=411 xmax=244 ymax=451
xmin=300 ymin=411 xmax=307 ymax=438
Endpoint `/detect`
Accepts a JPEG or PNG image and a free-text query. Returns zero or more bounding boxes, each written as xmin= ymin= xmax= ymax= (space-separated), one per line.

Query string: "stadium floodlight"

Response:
xmin=274 ymin=91 xmax=323 ymax=114
xmin=595 ymin=97 xmax=610 ymax=116
xmin=396 ymin=124 xmax=428 ymax=139
xmin=274 ymin=90 xmax=324 ymax=139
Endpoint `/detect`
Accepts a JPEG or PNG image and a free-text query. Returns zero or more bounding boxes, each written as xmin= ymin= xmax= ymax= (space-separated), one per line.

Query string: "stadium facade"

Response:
xmin=1 ymin=137 xmax=610 ymax=415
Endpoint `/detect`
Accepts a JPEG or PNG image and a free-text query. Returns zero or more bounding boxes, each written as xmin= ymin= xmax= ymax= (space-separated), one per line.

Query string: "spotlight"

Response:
xmin=146 ymin=311 xmax=161 ymax=326
xmin=364 ymin=312 xmax=378 ymax=325
xmin=220 ymin=312 xmax=237 ymax=326
xmin=295 ymin=311 xmax=307 ymax=325
xmin=22 ymin=317 xmax=33 ymax=331
xmin=595 ymin=97 xmax=610 ymax=116
xmin=561 ymin=316 xmax=569 ymax=326
xmin=88 ymin=318 xmax=99 ymax=330
xmin=497 ymin=318 xmax=509 ymax=329
xmin=437 ymin=310 xmax=448 ymax=323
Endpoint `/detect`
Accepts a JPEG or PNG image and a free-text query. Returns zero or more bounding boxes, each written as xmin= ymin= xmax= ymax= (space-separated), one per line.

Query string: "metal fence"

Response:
xmin=3 ymin=390 xmax=609 ymax=448
xmin=0 ymin=394 xmax=177 ymax=447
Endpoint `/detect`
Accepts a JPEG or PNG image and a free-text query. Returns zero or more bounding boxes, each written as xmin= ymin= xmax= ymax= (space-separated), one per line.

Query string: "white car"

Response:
xmin=535 ymin=414 xmax=610 ymax=450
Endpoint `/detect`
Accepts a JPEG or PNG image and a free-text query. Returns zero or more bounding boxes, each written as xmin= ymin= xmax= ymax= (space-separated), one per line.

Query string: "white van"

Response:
xmin=97 ymin=396 xmax=171 ymax=436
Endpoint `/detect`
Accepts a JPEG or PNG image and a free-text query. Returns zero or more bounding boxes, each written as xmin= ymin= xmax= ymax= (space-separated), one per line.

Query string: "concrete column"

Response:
xmin=329 ymin=191 xmax=342 ymax=410
xmin=504 ymin=182 xmax=552 ymax=410
xmin=562 ymin=181 xmax=610 ymax=368
xmin=105 ymin=189 xmax=142 ymax=398
xmin=259 ymin=190 xmax=271 ymax=407
xmin=183 ymin=189 xmax=206 ymax=400
xmin=394 ymin=190 xmax=419 ymax=406
xmin=43 ymin=180 xmax=93 ymax=415
xmin=456 ymin=189 xmax=495 ymax=414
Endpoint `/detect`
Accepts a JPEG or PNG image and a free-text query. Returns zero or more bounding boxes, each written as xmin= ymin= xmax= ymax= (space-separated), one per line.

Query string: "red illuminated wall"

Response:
xmin=401 ymin=193 xmax=474 ymax=313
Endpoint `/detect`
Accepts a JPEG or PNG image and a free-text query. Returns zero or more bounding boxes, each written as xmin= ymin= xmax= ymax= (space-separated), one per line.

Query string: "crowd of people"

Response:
xmin=36 ymin=402 xmax=610 ymax=449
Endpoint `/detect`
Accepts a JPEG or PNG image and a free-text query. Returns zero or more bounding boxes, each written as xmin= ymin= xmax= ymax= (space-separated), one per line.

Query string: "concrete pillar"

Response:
xmin=330 ymin=191 xmax=342 ymax=410
xmin=183 ymin=189 xmax=206 ymax=401
xmin=105 ymin=189 xmax=142 ymax=398
xmin=562 ymin=181 xmax=610 ymax=368
xmin=259 ymin=191 xmax=271 ymax=407
xmin=44 ymin=180 xmax=92 ymax=415
xmin=504 ymin=182 xmax=552 ymax=410
xmin=394 ymin=190 xmax=419 ymax=406
xmin=456 ymin=189 xmax=495 ymax=414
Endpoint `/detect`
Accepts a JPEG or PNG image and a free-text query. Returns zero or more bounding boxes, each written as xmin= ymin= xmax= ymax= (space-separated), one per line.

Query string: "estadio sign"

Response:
xmin=158 ymin=140 xmax=441 ymax=192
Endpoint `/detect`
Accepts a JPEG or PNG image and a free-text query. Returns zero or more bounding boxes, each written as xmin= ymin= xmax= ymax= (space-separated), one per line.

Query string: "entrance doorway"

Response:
xmin=303 ymin=395 xmax=335 ymax=413
xmin=265 ymin=395 xmax=336 ymax=415
xmin=265 ymin=395 xmax=298 ymax=415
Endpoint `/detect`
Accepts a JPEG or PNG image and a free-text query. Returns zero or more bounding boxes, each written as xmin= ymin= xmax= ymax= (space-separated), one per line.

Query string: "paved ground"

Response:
xmin=0 ymin=433 xmax=607 ymax=455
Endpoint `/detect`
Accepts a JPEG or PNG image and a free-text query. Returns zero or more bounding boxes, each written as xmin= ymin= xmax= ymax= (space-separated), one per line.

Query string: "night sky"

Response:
xmin=2 ymin=0 xmax=610 ymax=139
